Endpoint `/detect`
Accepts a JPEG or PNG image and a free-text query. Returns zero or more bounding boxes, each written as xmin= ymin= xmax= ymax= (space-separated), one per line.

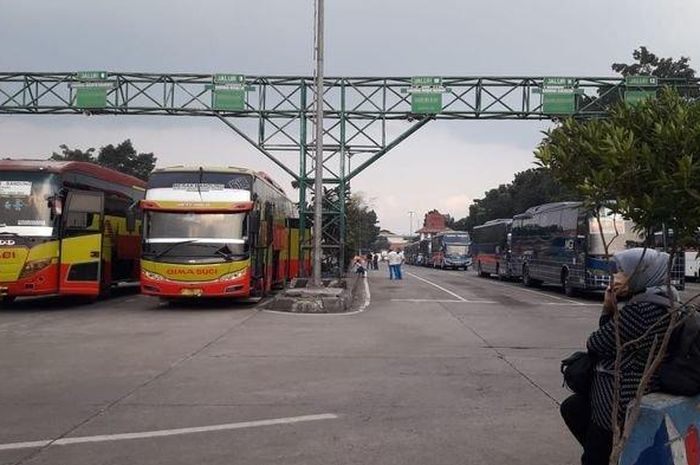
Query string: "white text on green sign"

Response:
xmin=625 ymin=76 xmax=658 ymax=87
xmin=77 ymin=71 xmax=108 ymax=81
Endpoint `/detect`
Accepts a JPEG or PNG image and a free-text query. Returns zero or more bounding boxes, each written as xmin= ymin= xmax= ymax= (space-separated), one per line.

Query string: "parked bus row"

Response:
xmin=0 ymin=160 xmax=310 ymax=305
xmin=470 ymin=201 xmax=688 ymax=296
xmin=404 ymin=231 xmax=471 ymax=270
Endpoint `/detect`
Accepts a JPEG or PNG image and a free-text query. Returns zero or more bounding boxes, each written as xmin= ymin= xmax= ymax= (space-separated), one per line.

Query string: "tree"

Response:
xmin=345 ymin=192 xmax=380 ymax=257
xmin=50 ymin=144 xmax=95 ymax=163
xmin=456 ymin=168 xmax=574 ymax=231
xmin=612 ymin=46 xmax=696 ymax=80
xmin=97 ymin=140 xmax=156 ymax=181
xmin=49 ymin=139 xmax=157 ymax=181
xmin=536 ymin=88 xmax=700 ymax=464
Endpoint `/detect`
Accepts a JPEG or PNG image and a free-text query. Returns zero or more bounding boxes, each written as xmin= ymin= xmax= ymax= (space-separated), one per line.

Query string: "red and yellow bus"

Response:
xmin=139 ymin=166 xmax=308 ymax=299
xmin=0 ymin=160 xmax=146 ymax=305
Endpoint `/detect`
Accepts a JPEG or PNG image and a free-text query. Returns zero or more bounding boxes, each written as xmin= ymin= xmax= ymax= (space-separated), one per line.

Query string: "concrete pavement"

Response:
xmin=0 ymin=264 xmax=613 ymax=464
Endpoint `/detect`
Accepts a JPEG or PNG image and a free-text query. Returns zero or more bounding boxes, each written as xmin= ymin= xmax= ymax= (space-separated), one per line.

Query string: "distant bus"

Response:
xmin=0 ymin=160 xmax=145 ymax=304
xmin=419 ymin=238 xmax=432 ymax=267
xmin=430 ymin=231 xmax=471 ymax=270
xmin=510 ymin=202 xmax=643 ymax=295
xmin=472 ymin=219 xmax=513 ymax=279
xmin=404 ymin=241 xmax=421 ymax=265
xmin=139 ymin=166 xmax=308 ymax=299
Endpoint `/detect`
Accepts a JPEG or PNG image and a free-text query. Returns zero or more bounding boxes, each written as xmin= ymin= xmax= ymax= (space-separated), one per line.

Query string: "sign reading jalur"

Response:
xmin=624 ymin=75 xmax=658 ymax=105
xmin=73 ymin=71 xmax=111 ymax=109
xmin=541 ymin=77 xmax=577 ymax=115
xmin=410 ymin=77 xmax=445 ymax=114
xmin=211 ymin=74 xmax=247 ymax=111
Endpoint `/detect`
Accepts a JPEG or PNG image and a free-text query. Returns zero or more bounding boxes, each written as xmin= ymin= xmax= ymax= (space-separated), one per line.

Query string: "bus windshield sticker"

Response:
xmin=172 ymin=183 xmax=226 ymax=192
xmin=0 ymin=181 xmax=32 ymax=196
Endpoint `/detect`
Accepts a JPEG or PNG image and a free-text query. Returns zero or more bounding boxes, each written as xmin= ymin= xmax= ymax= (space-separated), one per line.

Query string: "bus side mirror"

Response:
xmin=249 ymin=211 xmax=260 ymax=236
xmin=48 ymin=196 xmax=63 ymax=221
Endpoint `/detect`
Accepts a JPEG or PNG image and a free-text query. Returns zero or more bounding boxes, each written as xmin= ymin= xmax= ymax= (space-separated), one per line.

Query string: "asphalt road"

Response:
xmin=0 ymin=265 xmax=650 ymax=465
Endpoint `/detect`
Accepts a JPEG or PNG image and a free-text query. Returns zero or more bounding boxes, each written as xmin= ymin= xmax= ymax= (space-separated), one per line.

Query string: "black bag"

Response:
xmin=658 ymin=308 xmax=700 ymax=396
xmin=561 ymin=351 xmax=596 ymax=395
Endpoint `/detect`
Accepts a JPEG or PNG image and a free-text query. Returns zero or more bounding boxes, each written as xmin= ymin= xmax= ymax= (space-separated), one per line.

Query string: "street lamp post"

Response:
xmin=408 ymin=211 xmax=415 ymax=238
xmin=312 ymin=0 xmax=324 ymax=287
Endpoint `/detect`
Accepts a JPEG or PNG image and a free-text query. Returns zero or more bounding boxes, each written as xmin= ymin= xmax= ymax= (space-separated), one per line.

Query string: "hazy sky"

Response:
xmin=1 ymin=0 xmax=699 ymax=234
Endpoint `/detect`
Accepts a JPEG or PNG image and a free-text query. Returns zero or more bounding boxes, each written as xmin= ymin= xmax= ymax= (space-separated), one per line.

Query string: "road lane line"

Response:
xmin=405 ymin=272 xmax=468 ymax=301
xmin=0 ymin=413 xmax=339 ymax=451
xmin=467 ymin=275 xmax=585 ymax=305
xmin=391 ymin=298 xmax=498 ymax=304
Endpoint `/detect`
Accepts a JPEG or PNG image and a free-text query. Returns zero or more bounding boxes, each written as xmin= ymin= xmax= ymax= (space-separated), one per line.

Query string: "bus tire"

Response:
xmin=523 ymin=264 xmax=537 ymax=287
xmin=477 ymin=262 xmax=488 ymax=278
xmin=562 ymin=269 xmax=576 ymax=297
xmin=0 ymin=296 xmax=16 ymax=307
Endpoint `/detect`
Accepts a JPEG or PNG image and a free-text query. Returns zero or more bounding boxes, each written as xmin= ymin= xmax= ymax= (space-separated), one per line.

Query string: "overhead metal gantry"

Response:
xmin=1 ymin=73 xmax=698 ymax=275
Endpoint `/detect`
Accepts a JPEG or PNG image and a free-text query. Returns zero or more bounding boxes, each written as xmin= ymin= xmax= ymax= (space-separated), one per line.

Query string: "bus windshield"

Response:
xmin=143 ymin=211 xmax=248 ymax=262
xmin=446 ymin=245 xmax=468 ymax=256
xmin=0 ymin=172 xmax=56 ymax=237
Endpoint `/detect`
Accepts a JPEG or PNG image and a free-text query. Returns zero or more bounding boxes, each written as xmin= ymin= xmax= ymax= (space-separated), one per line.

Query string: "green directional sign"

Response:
xmin=542 ymin=77 xmax=577 ymax=115
xmin=73 ymin=71 xmax=110 ymax=109
xmin=624 ymin=75 xmax=658 ymax=105
xmin=625 ymin=75 xmax=658 ymax=87
xmin=211 ymin=74 xmax=247 ymax=111
xmin=410 ymin=76 xmax=444 ymax=114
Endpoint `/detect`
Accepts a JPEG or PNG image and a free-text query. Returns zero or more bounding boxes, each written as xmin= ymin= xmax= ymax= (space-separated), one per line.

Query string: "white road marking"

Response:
xmin=405 ymin=272 xmax=468 ymax=301
xmin=469 ymin=275 xmax=585 ymax=305
xmin=0 ymin=413 xmax=339 ymax=452
xmin=391 ymin=298 xmax=498 ymax=304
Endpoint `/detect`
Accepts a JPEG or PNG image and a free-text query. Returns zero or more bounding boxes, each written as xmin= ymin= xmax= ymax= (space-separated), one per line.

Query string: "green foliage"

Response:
xmin=536 ymin=88 xmax=700 ymax=247
xmin=49 ymin=139 xmax=157 ymax=181
xmin=612 ymin=46 xmax=696 ymax=79
xmin=460 ymin=168 xmax=575 ymax=230
xmin=345 ymin=193 xmax=381 ymax=256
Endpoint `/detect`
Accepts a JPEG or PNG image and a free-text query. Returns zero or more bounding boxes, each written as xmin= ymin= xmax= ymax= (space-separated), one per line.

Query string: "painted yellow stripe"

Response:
xmin=61 ymin=235 xmax=101 ymax=264
xmin=141 ymin=259 xmax=249 ymax=282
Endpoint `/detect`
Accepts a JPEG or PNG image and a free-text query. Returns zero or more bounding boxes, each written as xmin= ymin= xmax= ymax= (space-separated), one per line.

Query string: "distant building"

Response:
xmin=378 ymin=229 xmax=408 ymax=251
xmin=415 ymin=209 xmax=451 ymax=240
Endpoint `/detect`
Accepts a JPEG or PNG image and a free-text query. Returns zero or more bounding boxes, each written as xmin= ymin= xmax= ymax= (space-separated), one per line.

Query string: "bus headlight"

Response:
xmin=143 ymin=270 xmax=166 ymax=281
xmin=19 ymin=258 xmax=57 ymax=279
xmin=218 ymin=270 xmax=246 ymax=281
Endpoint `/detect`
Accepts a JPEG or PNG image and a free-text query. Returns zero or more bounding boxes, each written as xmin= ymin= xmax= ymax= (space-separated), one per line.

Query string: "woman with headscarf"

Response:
xmin=560 ymin=248 xmax=677 ymax=465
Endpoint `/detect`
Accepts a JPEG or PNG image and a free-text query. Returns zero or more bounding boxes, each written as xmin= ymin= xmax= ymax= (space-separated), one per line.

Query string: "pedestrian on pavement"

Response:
xmin=387 ymin=249 xmax=403 ymax=280
xmin=372 ymin=252 xmax=379 ymax=271
xmin=353 ymin=256 xmax=367 ymax=277
xmin=560 ymin=248 xmax=676 ymax=465
xmin=397 ymin=249 xmax=405 ymax=279
xmin=366 ymin=252 xmax=374 ymax=271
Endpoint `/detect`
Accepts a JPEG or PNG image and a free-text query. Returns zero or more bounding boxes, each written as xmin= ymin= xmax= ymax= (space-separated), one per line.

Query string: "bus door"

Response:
xmin=59 ymin=190 xmax=104 ymax=296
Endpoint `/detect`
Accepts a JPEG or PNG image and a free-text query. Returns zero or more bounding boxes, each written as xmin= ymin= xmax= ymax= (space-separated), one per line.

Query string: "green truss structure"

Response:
xmin=1 ymin=73 xmax=698 ymax=276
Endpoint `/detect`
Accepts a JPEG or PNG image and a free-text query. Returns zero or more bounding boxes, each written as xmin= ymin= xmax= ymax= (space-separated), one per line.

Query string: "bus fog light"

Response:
xmin=19 ymin=258 xmax=57 ymax=279
xmin=143 ymin=270 xmax=166 ymax=281
xmin=219 ymin=270 xmax=246 ymax=281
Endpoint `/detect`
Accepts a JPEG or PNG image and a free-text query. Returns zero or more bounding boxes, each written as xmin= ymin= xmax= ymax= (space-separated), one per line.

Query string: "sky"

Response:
xmin=1 ymin=0 xmax=699 ymax=235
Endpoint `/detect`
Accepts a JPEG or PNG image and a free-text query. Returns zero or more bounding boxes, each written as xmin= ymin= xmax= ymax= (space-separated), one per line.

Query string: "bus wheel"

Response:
xmin=562 ymin=270 xmax=576 ymax=297
xmin=0 ymin=296 xmax=16 ymax=307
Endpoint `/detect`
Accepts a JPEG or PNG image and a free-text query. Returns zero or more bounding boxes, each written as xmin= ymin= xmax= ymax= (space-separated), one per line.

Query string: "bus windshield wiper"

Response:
xmin=151 ymin=240 xmax=198 ymax=259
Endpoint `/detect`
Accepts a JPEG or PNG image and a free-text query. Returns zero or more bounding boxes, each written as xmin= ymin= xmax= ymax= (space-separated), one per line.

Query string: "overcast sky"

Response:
xmin=1 ymin=0 xmax=699 ymax=234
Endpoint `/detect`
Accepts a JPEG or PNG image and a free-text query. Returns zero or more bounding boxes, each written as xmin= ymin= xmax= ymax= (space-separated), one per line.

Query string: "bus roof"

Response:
xmin=154 ymin=165 xmax=287 ymax=196
xmin=518 ymin=201 xmax=583 ymax=217
xmin=474 ymin=218 xmax=513 ymax=229
xmin=0 ymin=159 xmax=146 ymax=188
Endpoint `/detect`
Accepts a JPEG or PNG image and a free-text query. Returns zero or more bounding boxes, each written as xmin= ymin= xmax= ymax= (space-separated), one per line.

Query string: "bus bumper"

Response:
xmin=0 ymin=263 xmax=59 ymax=298
xmin=140 ymin=274 xmax=251 ymax=298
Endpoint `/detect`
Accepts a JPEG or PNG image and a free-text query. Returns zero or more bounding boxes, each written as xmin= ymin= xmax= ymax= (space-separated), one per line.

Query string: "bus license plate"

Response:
xmin=181 ymin=288 xmax=203 ymax=297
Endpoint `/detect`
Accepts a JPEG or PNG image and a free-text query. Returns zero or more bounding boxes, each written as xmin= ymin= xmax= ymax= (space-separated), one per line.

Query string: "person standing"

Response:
xmin=387 ymin=249 xmax=403 ymax=280
xmin=366 ymin=252 xmax=374 ymax=272
xmin=372 ymin=252 xmax=379 ymax=271
xmin=396 ymin=248 xmax=404 ymax=280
